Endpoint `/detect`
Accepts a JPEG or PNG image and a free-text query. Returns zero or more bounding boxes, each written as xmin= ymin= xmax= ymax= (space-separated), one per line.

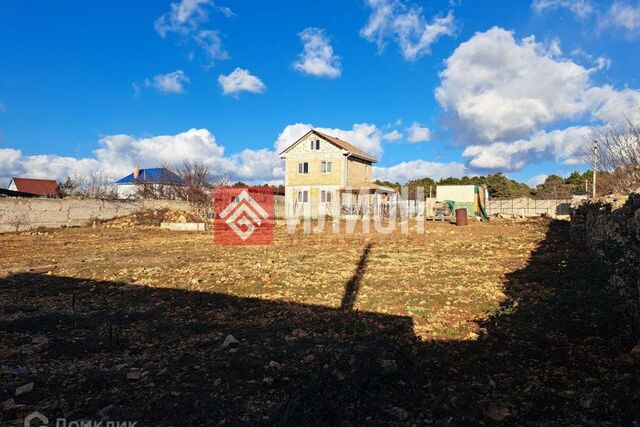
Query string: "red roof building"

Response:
xmin=8 ymin=178 xmax=60 ymax=197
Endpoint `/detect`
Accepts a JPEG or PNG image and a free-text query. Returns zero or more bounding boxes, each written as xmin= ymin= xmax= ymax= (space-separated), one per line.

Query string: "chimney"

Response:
xmin=133 ymin=166 xmax=140 ymax=179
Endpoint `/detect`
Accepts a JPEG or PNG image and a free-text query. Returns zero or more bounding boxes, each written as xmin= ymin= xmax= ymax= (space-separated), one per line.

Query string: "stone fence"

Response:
xmin=570 ymin=192 xmax=640 ymax=340
xmin=0 ymin=195 xmax=286 ymax=233
xmin=0 ymin=198 xmax=193 ymax=232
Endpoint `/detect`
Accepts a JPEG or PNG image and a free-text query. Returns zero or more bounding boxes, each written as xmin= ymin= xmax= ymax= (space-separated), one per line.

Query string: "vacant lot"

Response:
xmin=1 ymin=219 xmax=638 ymax=425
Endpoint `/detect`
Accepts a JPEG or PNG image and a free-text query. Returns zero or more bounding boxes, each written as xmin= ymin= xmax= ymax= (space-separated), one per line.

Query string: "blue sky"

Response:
xmin=1 ymin=0 xmax=639 ymax=186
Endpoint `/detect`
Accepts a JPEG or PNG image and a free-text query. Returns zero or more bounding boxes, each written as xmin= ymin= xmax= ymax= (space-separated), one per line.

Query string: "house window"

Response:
xmin=297 ymin=190 xmax=309 ymax=203
xmin=310 ymin=139 xmax=320 ymax=150
xmin=321 ymin=161 xmax=332 ymax=173
xmin=298 ymin=162 xmax=309 ymax=174
xmin=321 ymin=190 xmax=332 ymax=203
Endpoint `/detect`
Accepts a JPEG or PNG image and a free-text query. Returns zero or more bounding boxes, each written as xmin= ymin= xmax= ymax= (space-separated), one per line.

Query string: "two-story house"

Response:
xmin=279 ymin=129 xmax=394 ymax=219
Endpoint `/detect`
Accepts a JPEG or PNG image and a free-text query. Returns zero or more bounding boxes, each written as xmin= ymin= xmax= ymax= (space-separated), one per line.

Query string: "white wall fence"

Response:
xmin=387 ymin=200 xmax=425 ymax=218
xmin=341 ymin=197 xmax=573 ymax=219
xmin=485 ymin=197 xmax=572 ymax=217
xmin=0 ymin=198 xmax=193 ymax=232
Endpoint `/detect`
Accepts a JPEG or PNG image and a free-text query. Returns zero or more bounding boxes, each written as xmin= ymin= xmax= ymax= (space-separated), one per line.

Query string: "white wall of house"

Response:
xmin=116 ymin=184 xmax=138 ymax=199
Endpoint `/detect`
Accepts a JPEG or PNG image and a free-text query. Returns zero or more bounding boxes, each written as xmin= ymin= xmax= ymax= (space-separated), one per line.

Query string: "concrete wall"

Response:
xmin=486 ymin=197 xmax=572 ymax=217
xmin=1 ymin=195 xmax=286 ymax=231
xmin=0 ymin=198 xmax=192 ymax=232
xmin=436 ymin=185 xmax=476 ymax=203
xmin=570 ymin=192 xmax=640 ymax=340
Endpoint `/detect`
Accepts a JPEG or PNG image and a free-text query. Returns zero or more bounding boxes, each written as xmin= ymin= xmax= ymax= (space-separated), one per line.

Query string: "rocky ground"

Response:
xmin=0 ymin=219 xmax=638 ymax=425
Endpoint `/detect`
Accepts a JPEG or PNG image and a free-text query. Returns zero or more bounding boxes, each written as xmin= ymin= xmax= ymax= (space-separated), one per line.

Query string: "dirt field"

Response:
xmin=1 ymin=219 xmax=638 ymax=425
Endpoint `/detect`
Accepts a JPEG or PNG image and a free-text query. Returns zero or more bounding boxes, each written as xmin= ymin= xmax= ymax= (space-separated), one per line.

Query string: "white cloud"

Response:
xmin=274 ymin=123 xmax=384 ymax=159
xmin=360 ymin=0 xmax=455 ymax=61
xmin=230 ymin=148 xmax=284 ymax=182
xmin=462 ymin=126 xmax=593 ymax=171
xmin=435 ymin=26 xmax=640 ymax=172
xmin=436 ymin=27 xmax=595 ymax=143
xmin=0 ymin=129 xmax=283 ymax=185
xmin=382 ymin=130 xmax=403 ymax=141
xmin=570 ymin=48 xmax=611 ymax=71
xmin=527 ymin=174 xmax=549 ymax=187
xmin=0 ymin=123 xmax=474 ymax=188
xmin=155 ymin=0 xmax=232 ymax=64
xmin=293 ymin=28 xmax=341 ymax=78
xmin=136 ymin=70 xmax=190 ymax=95
xmin=586 ymin=86 xmax=640 ymax=124
xmin=600 ymin=1 xmax=640 ymax=37
xmin=531 ymin=0 xmax=594 ymax=18
xmin=406 ymin=122 xmax=431 ymax=143
xmin=373 ymin=160 xmax=466 ymax=182
xmin=0 ymin=147 xmax=101 ymax=187
xmin=155 ymin=0 xmax=212 ymax=37
xmin=218 ymin=68 xmax=266 ymax=97
xmin=216 ymin=5 xmax=235 ymax=18
xmin=196 ymin=30 xmax=230 ymax=62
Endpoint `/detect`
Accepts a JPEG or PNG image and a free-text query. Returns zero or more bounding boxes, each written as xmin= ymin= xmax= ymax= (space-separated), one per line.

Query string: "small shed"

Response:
xmin=436 ymin=184 xmax=489 ymax=219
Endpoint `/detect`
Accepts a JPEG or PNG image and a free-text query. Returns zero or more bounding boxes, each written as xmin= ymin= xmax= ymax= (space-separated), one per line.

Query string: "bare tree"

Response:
xmin=176 ymin=161 xmax=231 ymax=217
xmin=213 ymin=172 xmax=231 ymax=187
xmin=63 ymin=172 xmax=118 ymax=199
xmin=176 ymin=161 xmax=213 ymax=203
xmin=8 ymin=211 xmax=30 ymax=231
xmin=592 ymin=117 xmax=640 ymax=194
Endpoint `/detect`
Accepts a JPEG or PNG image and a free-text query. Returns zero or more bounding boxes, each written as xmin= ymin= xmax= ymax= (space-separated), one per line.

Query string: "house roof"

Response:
xmin=10 ymin=178 xmax=59 ymax=197
xmin=116 ymin=168 xmax=184 ymax=185
xmin=279 ymin=129 xmax=378 ymax=163
xmin=341 ymin=183 xmax=397 ymax=193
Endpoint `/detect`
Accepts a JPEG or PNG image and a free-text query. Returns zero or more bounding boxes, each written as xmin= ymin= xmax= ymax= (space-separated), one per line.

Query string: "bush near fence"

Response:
xmin=570 ymin=192 xmax=640 ymax=341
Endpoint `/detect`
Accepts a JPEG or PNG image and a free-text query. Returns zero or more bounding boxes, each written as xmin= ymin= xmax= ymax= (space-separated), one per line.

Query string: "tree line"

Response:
xmin=374 ymin=171 xmax=602 ymax=200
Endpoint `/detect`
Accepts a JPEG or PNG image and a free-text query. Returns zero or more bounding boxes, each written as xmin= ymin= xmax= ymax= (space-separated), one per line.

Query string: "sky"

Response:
xmin=1 ymin=0 xmax=640 ymax=188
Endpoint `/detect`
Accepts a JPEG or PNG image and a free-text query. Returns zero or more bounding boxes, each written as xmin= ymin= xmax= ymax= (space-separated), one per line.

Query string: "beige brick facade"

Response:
xmin=281 ymin=130 xmax=374 ymax=218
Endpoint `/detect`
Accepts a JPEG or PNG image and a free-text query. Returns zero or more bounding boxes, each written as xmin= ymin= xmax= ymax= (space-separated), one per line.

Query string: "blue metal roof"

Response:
xmin=115 ymin=168 xmax=184 ymax=185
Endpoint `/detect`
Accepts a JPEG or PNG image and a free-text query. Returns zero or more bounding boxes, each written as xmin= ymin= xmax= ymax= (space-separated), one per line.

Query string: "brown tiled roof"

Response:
xmin=279 ymin=129 xmax=378 ymax=163
xmin=11 ymin=178 xmax=59 ymax=197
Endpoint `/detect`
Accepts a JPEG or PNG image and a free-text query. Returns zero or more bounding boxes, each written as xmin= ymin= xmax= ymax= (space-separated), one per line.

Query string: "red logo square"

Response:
xmin=213 ymin=186 xmax=274 ymax=245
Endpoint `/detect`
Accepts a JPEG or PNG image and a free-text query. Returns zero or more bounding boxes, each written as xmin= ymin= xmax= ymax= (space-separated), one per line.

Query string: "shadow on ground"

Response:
xmin=1 ymin=221 xmax=638 ymax=425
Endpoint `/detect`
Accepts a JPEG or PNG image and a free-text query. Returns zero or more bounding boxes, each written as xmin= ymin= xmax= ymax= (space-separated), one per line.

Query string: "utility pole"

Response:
xmin=592 ymin=140 xmax=599 ymax=199
xmin=584 ymin=177 xmax=588 ymax=194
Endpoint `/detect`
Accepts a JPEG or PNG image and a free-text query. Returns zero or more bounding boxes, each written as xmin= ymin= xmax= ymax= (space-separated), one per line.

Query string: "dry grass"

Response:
xmin=4 ymin=219 xmax=636 ymax=425
xmin=1 ymin=219 xmax=543 ymax=341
